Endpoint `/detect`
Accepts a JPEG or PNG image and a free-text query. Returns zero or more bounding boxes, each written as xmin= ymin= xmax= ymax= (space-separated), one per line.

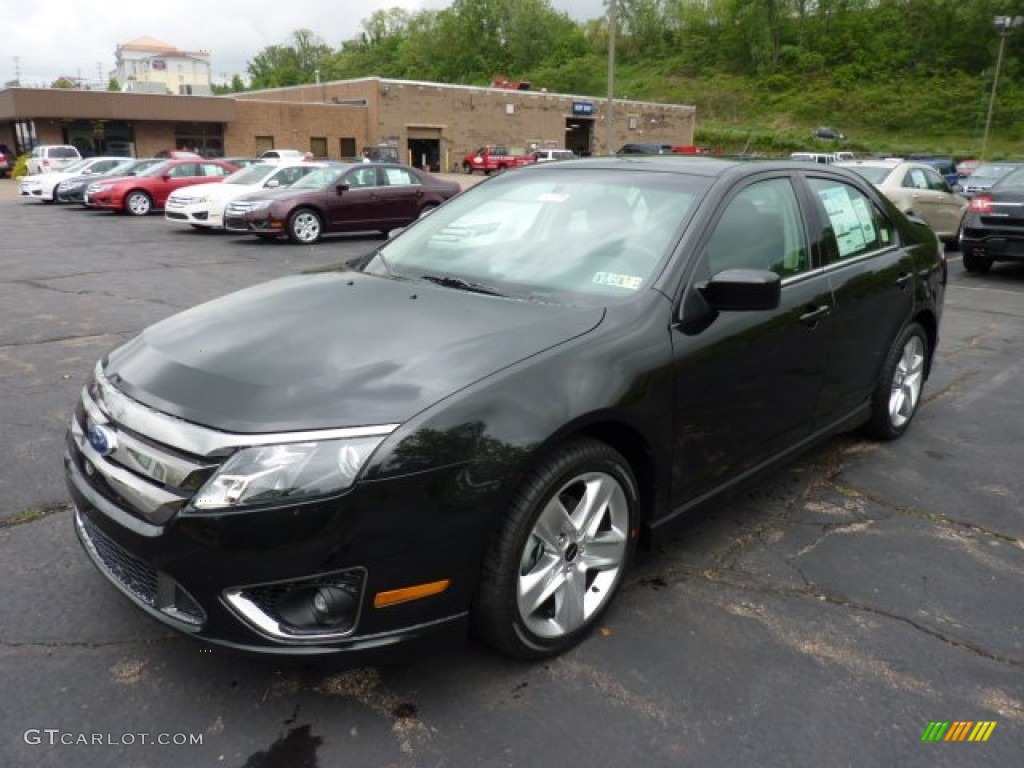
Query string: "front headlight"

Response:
xmin=191 ymin=436 xmax=386 ymax=510
xmin=248 ymin=200 xmax=273 ymax=211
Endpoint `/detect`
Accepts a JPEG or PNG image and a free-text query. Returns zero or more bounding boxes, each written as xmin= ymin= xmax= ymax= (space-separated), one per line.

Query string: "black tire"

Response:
xmin=865 ymin=322 xmax=928 ymax=440
xmin=962 ymin=251 xmax=992 ymax=273
xmin=286 ymin=208 xmax=322 ymax=244
xmin=124 ymin=190 xmax=152 ymax=216
xmin=463 ymin=163 xmax=474 ymax=175
xmin=473 ymin=438 xmax=637 ymax=659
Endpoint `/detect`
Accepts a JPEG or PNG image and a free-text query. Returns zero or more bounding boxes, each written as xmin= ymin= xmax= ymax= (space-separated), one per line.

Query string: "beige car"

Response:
xmin=836 ymin=159 xmax=967 ymax=241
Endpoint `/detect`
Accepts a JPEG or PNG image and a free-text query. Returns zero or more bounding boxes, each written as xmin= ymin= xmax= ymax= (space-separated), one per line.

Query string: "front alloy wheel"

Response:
xmin=125 ymin=191 xmax=152 ymax=216
xmin=474 ymin=438 xmax=636 ymax=659
xmin=287 ymin=209 xmax=322 ymax=244
xmin=866 ymin=322 xmax=928 ymax=440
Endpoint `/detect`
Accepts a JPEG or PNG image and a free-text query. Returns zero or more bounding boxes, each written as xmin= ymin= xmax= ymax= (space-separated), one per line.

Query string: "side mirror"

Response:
xmin=335 ymin=183 xmax=350 ymax=195
xmin=266 ymin=179 xmax=280 ymax=188
xmin=700 ymin=269 xmax=781 ymax=312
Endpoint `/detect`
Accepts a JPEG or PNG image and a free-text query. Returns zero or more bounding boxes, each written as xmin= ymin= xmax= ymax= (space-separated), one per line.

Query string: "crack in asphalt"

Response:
xmin=639 ymin=563 xmax=1023 ymax=669
xmin=0 ymin=636 xmax=181 ymax=651
xmin=0 ymin=503 xmax=71 ymax=529
xmin=0 ymin=330 xmax=139 ymax=350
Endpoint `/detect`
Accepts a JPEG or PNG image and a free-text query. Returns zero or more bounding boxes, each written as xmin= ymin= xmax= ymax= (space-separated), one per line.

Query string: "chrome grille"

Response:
xmin=68 ymin=362 xmax=399 ymax=527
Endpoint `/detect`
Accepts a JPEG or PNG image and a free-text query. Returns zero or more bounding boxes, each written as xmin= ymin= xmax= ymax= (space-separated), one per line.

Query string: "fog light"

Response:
xmin=277 ymin=585 xmax=357 ymax=629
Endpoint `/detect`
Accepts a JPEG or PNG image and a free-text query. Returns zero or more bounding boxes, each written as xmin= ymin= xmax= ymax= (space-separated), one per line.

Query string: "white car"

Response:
xmin=25 ymin=144 xmax=82 ymax=175
xmin=164 ymin=161 xmax=316 ymax=229
xmin=18 ymin=157 xmax=129 ymax=203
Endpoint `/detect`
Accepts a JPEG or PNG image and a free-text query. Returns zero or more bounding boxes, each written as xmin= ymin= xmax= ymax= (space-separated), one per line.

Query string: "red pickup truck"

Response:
xmin=462 ymin=145 xmax=537 ymax=174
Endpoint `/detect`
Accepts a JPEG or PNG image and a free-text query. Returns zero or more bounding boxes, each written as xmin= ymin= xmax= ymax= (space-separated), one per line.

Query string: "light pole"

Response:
xmin=981 ymin=15 xmax=1023 ymax=159
xmin=606 ymin=0 xmax=617 ymax=155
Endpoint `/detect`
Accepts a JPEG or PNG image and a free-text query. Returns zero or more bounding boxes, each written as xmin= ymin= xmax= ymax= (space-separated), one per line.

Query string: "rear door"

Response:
xmin=802 ymin=173 xmax=915 ymax=423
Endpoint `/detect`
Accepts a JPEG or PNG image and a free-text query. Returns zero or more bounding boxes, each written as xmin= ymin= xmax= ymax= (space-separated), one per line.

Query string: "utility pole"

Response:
xmin=981 ymin=16 xmax=1023 ymax=159
xmin=606 ymin=0 xmax=617 ymax=155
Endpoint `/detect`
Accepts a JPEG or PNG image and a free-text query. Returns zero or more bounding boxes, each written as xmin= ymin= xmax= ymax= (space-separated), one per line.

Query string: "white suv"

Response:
xmin=26 ymin=145 xmax=82 ymax=174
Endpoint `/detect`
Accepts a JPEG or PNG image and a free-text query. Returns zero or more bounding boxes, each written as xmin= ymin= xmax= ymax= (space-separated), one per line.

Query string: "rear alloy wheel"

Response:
xmin=124 ymin=191 xmax=152 ymax=216
xmin=473 ymin=438 xmax=636 ymax=659
xmin=866 ymin=322 xmax=928 ymax=440
xmin=962 ymin=251 xmax=992 ymax=273
xmin=287 ymin=209 xmax=322 ymax=244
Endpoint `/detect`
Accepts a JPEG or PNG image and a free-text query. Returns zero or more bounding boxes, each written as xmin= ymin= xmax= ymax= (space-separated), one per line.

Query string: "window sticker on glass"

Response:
xmin=592 ymin=272 xmax=643 ymax=290
xmin=818 ymin=186 xmax=870 ymax=258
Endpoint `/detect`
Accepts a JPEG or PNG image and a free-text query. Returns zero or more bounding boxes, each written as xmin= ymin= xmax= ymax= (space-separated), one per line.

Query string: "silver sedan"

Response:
xmin=836 ymin=159 xmax=968 ymax=241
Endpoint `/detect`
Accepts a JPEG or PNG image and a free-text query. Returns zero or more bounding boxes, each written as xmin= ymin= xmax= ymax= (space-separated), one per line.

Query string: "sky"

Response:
xmin=4 ymin=0 xmax=609 ymax=88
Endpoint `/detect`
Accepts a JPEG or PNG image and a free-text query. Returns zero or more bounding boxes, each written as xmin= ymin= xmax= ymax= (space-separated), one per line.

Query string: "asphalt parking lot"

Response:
xmin=0 ymin=177 xmax=1021 ymax=767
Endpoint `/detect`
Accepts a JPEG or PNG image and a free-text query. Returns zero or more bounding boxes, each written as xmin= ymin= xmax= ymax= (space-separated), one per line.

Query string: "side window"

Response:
xmin=381 ymin=168 xmax=418 ymax=186
xmin=903 ymin=169 xmax=928 ymax=190
xmin=923 ymin=168 xmax=949 ymax=192
xmin=346 ymin=167 xmax=380 ymax=188
xmin=808 ymin=178 xmax=895 ymax=263
xmin=705 ymin=178 xmax=809 ymax=277
xmin=168 ymin=163 xmax=197 ymax=178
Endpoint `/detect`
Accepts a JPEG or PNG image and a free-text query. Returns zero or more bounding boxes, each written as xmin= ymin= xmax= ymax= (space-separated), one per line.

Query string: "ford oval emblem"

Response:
xmin=86 ymin=424 xmax=117 ymax=457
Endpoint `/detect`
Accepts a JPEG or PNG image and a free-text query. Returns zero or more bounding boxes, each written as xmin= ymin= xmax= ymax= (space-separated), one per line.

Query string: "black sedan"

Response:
xmin=65 ymin=157 xmax=946 ymax=662
xmin=224 ymin=162 xmax=461 ymax=243
xmin=959 ymin=163 xmax=1024 ymax=273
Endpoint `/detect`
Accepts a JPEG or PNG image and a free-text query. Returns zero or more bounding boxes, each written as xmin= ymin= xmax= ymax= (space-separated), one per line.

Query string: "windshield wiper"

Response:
xmin=419 ymin=274 xmax=504 ymax=296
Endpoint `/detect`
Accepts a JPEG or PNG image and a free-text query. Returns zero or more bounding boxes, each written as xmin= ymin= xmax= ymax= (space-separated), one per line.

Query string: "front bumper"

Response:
xmin=63 ymin=376 xmax=484 ymax=658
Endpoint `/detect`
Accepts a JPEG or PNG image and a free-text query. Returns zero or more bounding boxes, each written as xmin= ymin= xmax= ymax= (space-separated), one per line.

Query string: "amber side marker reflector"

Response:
xmin=374 ymin=579 xmax=451 ymax=608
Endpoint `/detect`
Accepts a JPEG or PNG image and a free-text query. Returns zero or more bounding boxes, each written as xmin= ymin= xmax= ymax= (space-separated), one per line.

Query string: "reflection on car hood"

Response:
xmin=105 ymin=271 xmax=604 ymax=432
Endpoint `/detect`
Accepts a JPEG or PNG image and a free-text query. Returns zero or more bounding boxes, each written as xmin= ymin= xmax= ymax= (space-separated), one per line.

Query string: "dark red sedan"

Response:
xmin=224 ymin=162 xmax=461 ymax=243
xmin=84 ymin=158 xmax=239 ymax=215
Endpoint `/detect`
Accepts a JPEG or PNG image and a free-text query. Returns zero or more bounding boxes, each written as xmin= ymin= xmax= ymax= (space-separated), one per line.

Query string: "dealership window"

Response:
xmin=339 ymin=137 xmax=356 ymax=159
xmin=309 ymin=137 xmax=327 ymax=159
xmin=254 ymin=136 xmax=275 ymax=155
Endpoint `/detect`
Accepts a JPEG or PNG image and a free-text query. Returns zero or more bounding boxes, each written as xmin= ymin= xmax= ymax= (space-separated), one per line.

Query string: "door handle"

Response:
xmin=896 ymin=272 xmax=912 ymax=288
xmin=799 ymin=305 xmax=830 ymax=327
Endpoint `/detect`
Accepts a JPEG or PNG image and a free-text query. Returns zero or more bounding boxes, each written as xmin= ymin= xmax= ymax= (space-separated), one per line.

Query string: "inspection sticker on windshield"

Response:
xmin=592 ymin=272 xmax=642 ymax=290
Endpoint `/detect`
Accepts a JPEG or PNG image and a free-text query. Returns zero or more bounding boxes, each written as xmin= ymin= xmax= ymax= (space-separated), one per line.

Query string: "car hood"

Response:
xmin=172 ymin=183 xmax=259 ymax=200
xmin=104 ymin=271 xmax=604 ymax=433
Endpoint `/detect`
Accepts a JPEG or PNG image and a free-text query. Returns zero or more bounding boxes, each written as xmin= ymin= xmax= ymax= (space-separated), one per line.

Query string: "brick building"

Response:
xmin=0 ymin=77 xmax=696 ymax=169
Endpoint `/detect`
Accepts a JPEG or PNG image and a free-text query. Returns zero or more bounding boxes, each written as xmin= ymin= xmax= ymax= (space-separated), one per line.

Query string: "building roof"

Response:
xmin=119 ymin=37 xmax=178 ymax=52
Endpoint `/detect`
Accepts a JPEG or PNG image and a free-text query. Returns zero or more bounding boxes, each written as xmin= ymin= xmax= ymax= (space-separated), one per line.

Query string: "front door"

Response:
xmin=670 ymin=176 xmax=833 ymax=506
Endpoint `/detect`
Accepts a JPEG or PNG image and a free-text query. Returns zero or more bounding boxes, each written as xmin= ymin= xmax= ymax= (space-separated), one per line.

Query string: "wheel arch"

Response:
xmin=524 ymin=418 xmax=662 ymax=550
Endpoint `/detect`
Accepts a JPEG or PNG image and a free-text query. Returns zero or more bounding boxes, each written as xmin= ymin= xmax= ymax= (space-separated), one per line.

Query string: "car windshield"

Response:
xmin=843 ymin=165 xmax=892 ymax=184
xmin=61 ymin=159 xmax=93 ymax=174
xmin=224 ymin=163 xmax=280 ymax=185
xmin=971 ymin=164 xmax=1019 ymax=182
xmin=51 ymin=147 xmax=80 ymax=159
xmin=364 ymin=167 xmax=705 ymax=303
xmin=289 ymin=166 xmax=347 ymax=189
xmin=992 ymin=166 xmax=1024 ymax=190
xmin=138 ymin=161 xmax=173 ymax=177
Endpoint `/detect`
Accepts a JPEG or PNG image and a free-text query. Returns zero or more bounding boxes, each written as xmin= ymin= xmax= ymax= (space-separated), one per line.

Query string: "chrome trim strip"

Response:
xmin=112 ymin=429 xmax=213 ymax=489
xmin=93 ymin=362 xmax=399 ymax=458
xmin=65 ymin=451 xmax=163 ymax=538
